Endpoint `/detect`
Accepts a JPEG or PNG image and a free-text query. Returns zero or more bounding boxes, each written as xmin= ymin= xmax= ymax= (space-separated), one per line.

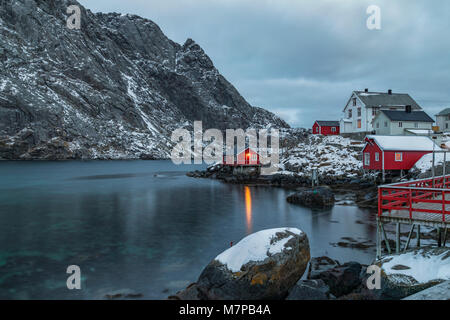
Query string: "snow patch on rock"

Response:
xmin=215 ymin=228 xmax=302 ymax=272
xmin=381 ymin=249 xmax=450 ymax=284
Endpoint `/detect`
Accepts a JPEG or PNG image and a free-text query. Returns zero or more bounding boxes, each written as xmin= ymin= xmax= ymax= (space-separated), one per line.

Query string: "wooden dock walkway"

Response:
xmin=376 ymin=175 xmax=450 ymax=259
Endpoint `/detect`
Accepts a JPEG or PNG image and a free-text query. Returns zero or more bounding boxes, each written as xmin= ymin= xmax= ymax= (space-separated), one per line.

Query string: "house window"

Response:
xmin=375 ymin=153 xmax=379 ymax=161
xmin=398 ymin=122 xmax=403 ymax=127
xmin=353 ymin=98 xmax=357 ymax=106
xmin=364 ymin=153 xmax=370 ymax=166
xmin=376 ymin=122 xmax=379 ymax=128
xmin=251 ymin=154 xmax=257 ymax=161
xmin=395 ymin=152 xmax=403 ymax=162
xmin=384 ymin=121 xmax=388 ymax=127
xmin=372 ymin=109 xmax=377 ymax=116
xmin=357 ymin=119 xmax=361 ymax=129
xmin=357 ymin=107 xmax=361 ymax=117
xmin=348 ymin=109 xmax=352 ymax=118
xmin=414 ymin=122 xmax=419 ymax=128
xmin=446 ymin=123 xmax=449 ymax=129
xmin=447 ymin=115 xmax=450 ymax=121
xmin=331 ymin=127 xmax=336 ymax=132
xmin=315 ymin=127 xmax=319 ymax=133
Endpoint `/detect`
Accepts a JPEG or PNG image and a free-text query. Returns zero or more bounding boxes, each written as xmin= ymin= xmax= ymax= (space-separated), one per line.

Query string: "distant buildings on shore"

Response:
xmin=312 ymin=88 xmax=448 ymax=137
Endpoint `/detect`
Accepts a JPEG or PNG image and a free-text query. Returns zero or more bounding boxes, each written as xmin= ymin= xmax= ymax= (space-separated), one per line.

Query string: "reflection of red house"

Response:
xmin=363 ymin=135 xmax=439 ymax=171
xmin=223 ymin=147 xmax=261 ymax=166
xmin=312 ymin=121 xmax=340 ymax=136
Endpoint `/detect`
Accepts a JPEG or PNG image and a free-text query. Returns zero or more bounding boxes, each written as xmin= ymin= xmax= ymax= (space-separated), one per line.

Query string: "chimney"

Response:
xmin=405 ymin=105 xmax=412 ymax=113
xmin=364 ymin=88 xmax=369 ymax=93
xmin=388 ymin=89 xmax=392 ymax=95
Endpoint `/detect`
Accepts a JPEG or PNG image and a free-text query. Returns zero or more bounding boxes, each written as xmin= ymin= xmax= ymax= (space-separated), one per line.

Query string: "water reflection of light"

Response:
xmin=245 ymin=186 xmax=252 ymax=233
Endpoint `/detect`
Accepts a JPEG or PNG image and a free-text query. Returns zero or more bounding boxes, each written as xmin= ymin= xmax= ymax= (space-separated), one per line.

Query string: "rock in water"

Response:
xmin=308 ymin=261 xmax=363 ymax=298
xmin=171 ymin=228 xmax=310 ymax=300
xmin=287 ymin=187 xmax=335 ymax=208
xmin=0 ymin=0 xmax=288 ymax=160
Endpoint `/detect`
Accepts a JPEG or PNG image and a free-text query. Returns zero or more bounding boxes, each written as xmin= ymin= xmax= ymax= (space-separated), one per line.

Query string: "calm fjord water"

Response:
xmin=0 ymin=161 xmax=376 ymax=299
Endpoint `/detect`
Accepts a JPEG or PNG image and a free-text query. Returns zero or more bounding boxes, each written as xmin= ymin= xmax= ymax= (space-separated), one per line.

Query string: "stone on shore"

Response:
xmin=286 ymin=187 xmax=335 ymax=208
xmin=286 ymin=279 xmax=332 ymax=300
xmin=170 ymin=228 xmax=310 ymax=300
xmin=308 ymin=261 xmax=363 ymax=298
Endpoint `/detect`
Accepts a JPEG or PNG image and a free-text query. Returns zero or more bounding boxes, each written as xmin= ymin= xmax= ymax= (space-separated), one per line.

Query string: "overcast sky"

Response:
xmin=79 ymin=0 xmax=450 ymax=128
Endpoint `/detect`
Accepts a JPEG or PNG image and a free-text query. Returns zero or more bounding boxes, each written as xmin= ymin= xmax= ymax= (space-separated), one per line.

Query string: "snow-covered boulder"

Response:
xmin=171 ymin=228 xmax=310 ymax=300
xmin=376 ymin=247 xmax=450 ymax=299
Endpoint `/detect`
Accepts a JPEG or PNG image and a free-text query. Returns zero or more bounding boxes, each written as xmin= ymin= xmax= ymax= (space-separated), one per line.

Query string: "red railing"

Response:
xmin=378 ymin=175 xmax=450 ymax=222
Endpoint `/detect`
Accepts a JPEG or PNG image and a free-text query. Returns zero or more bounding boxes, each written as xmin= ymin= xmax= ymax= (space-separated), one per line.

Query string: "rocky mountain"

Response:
xmin=0 ymin=0 xmax=288 ymax=160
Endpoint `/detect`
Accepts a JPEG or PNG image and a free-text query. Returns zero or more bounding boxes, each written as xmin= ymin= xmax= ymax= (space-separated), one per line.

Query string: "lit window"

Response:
xmin=364 ymin=153 xmax=370 ymax=166
xmin=357 ymin=119 xmax=361 ymax=129
xmin=375 ymin=153 xmax=379 ymax=161
xmin=395 ymin=153 xmax=403 ymax=162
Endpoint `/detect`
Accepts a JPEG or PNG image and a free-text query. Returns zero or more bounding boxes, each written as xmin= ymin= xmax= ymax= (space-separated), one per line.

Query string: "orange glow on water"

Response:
xmin=244 ymin=186 xmax=252 ymax=233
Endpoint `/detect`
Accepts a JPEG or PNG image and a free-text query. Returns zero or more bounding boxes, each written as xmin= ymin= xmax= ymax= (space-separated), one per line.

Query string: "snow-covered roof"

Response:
xmin=405 ymin=129 xmax=434 ymax=135
xmin=366 ymin=135 xmax=441 ymax=151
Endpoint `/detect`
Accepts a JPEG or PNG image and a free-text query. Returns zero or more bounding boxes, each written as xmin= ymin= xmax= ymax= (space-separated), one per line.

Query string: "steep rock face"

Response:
xmin=0 ymin=0 xmax=288 ymax=160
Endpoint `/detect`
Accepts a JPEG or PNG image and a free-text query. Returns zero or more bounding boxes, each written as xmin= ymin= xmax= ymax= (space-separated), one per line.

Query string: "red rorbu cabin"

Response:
xmin=362 ymin=135 xmax=440 ymax=172
xmin=223 ymin=147 xmax=260 ymax=166
xmin=312 ymin=121 xmax=340 ymax=136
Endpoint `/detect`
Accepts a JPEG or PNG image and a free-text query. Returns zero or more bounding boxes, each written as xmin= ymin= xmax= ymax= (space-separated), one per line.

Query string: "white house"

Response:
xmin=372 ymin=109 xmax=434 ymax=135
xmin=340 ymin=89 xmax=423 ymax=134
xmin=435 ymin=108 xmax=450 ymax=132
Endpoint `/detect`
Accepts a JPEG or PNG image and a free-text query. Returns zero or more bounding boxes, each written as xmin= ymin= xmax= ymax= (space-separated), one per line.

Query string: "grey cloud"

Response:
xmin=79 ymin=0 xmax=450 ymax=128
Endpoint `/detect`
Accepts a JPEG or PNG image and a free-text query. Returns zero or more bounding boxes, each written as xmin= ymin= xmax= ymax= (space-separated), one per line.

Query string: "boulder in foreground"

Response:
xmin=170 ymin=227 xmax=310 ymax=300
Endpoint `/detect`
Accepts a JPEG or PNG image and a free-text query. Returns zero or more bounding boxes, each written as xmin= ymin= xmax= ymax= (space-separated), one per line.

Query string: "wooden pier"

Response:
xmin=377 ymin=175 xmax=450 ymax=259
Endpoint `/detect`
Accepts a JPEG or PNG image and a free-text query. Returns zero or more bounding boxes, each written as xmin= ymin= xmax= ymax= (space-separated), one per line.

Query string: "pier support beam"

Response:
xmin=404 ymin=224 xmax=415 ymax=253
xmin=376 ymin=219 xmax=382 ymax=260
xmin=437 ymin=228 xmax=442 ymax=247
xmin=396 ymin=223 xmax=401 ymax=254
xmin=417 ymin=225 xmax=421 ymax=247
xmin=380 ymin=221 xmax=391 ymax=254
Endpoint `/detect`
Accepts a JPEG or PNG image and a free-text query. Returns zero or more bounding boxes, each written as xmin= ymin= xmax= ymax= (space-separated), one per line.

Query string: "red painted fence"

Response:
xmin=378 ymin=175 xmax=450 ymax=222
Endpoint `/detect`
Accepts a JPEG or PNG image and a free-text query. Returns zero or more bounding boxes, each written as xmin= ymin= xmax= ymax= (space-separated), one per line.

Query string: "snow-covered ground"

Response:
xmin=381 ymin=248 xmax=450 ymax=284
xmin=279 ymin=135 xmax=364 ymax=178
xmin=215 ymin=228 xmax=302 ymax=272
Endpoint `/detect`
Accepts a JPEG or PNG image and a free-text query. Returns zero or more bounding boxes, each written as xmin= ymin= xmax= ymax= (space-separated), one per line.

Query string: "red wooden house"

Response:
xmin=223 ymin=147 xmax=261 ymax=166
xmin=362 ymin=135 xmax=440 ymax=172
xmin=312 ymin=121 xmax=340 ymax=136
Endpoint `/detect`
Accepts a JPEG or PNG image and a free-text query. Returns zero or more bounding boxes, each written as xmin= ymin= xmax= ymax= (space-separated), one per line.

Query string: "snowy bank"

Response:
xmin=280 ymin=135 xmax=363 ymax=178
xmin=381 ymin=248 xmax=450 ymax=284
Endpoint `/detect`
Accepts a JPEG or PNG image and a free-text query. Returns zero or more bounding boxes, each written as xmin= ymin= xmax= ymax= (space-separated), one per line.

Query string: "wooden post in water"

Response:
xmin=437 ymin=228 xmax=442 ymax=247
xmin=417 ymin=225 xmax=421 ymax=247
xmin=376 ymin=219 xmax=381 ymax=260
